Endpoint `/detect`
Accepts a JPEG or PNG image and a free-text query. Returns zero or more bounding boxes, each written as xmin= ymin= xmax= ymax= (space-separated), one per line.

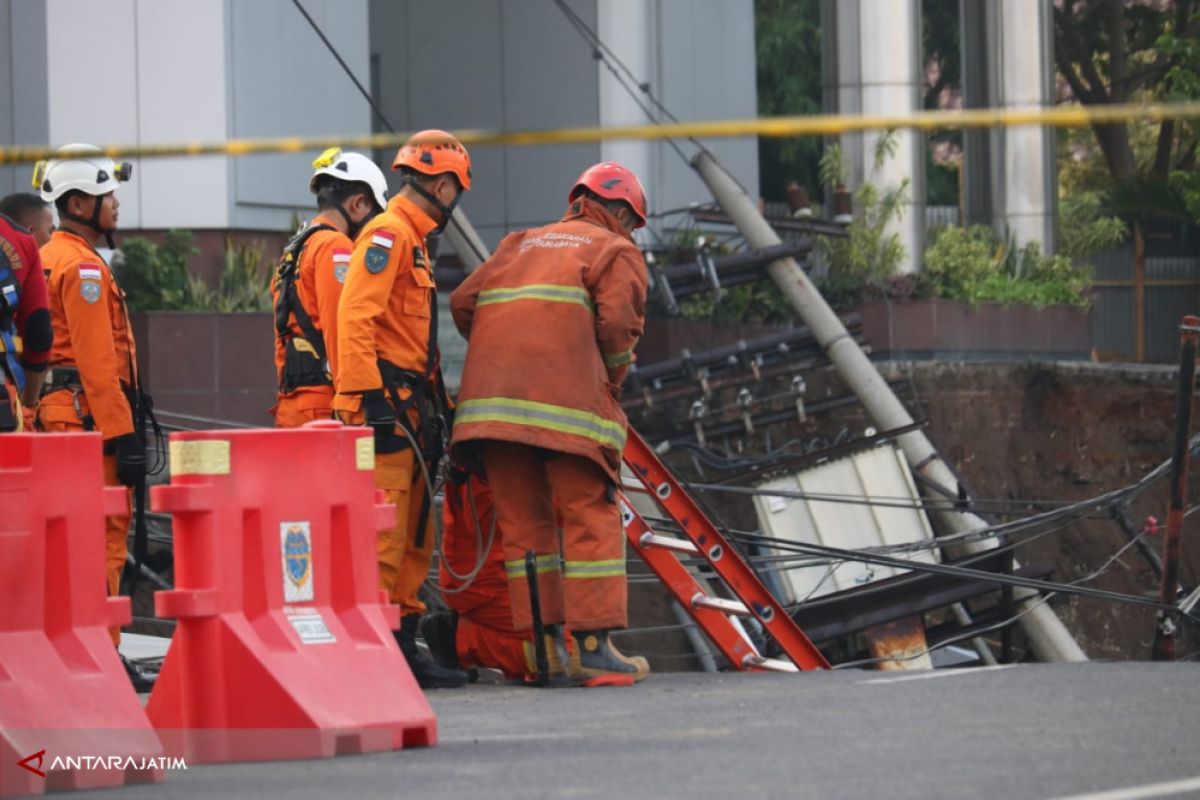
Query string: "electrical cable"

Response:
xmin=552 ymin=0 xmax=696 ymax=168
xmin=290 ymin=0 xmax=489 ymax=266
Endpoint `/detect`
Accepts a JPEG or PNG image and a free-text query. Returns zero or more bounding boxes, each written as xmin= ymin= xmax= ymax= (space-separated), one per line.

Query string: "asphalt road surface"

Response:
xmin=72 ymin=663 xmax=1200 ymax=800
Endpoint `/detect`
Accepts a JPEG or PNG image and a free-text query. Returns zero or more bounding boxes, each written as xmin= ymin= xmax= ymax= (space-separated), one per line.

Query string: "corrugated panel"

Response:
xmin=1091 ymin=286 xmax=1135 ymax=356
xmin=1145 ymin=256 xmax=1200 ymax=281
xmin=1146 ymin=285 xmax=1200 ymax=363
xmin=1089 ymin=241 xmax=1133 ymax=283
xmin=925 ymin=205 xmax=960 ymax=230
xmin=751 ymin=443 xmax=938 ymax=604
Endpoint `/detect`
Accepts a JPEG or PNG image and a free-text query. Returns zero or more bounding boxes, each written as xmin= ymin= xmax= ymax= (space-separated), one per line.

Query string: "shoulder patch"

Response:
xmin=333 ymin=248 xmax=351 ymax=283
xmin=413 ymin=247 xmax=428 ymax=269
xmin=78 ymin=263 xmax=103 ymax=281
xmin=365 ymin=246 xmax=390 ymax=274
xmin=80 ymin=279 xmax=102 ymax=303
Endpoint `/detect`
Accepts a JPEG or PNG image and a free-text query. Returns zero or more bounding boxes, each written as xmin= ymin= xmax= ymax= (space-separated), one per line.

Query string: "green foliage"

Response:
xmin=116 ymin=232 xmax=273 ymax=312
xmin=1058 ymin=193 xmax=1128 ymax=260
xmin=1169 ymin=167 xmax=1200 ymax=223
xmin=677 ymin=280 xmax=794 ymax=326
xmin=209 ymin=239 xmax=273 ymax=313
xmin=755 ymin=0 xmax=824 ymax=202
xmin=116 ymin=230 xmax=200 ymax=311
xmin=923 ymin=225 xmax=1092 ymax=308
xmin=814 ymin=134 xmax=911 ymax=307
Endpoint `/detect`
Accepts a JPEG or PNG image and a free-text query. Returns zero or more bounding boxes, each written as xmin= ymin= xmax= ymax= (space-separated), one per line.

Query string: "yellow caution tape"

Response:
xmin=1 ymin=102 xmax=1197 ymax=165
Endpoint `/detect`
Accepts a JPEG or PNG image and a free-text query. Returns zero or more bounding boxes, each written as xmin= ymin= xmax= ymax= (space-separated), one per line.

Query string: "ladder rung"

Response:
xmin=639 ymin=532 xmax=700 ymax=555
xmin=742 ymin=654 xmax=799 ymax=673
xmin=691 ymin=592 xmax=750 ymax=616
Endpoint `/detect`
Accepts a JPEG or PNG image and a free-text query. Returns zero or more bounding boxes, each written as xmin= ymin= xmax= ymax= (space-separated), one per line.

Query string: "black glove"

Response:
xmin=362 ymin=389 xmax=402 ymax=453
xmin=111 ymin=433 xmax=146 ymax=487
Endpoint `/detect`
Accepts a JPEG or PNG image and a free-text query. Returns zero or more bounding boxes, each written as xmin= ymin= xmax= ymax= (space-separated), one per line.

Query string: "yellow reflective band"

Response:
xmin=476 ymin=284 xmax=594 ymax=313
xmin=457 ymin=397 xmax=626 ymax=451
xmin=563 ymin=559 xmax=627 ymax=579
xmin=603 ymin=348 xmax=633 ymax=368
xmin=505 ymin=554 xmax=561 ymax=579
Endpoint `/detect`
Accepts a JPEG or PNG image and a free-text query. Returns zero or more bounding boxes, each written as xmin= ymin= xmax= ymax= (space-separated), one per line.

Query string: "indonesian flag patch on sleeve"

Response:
xmin=371 ymin=231 xmax=396 ymax=249
xmin=332 ymin=248 xmax=351 ymax=283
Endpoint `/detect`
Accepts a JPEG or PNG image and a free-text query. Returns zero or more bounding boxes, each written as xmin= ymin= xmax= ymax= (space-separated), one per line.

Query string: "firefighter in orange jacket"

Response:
xmin=333 ymin=130 xmax=471 ymax=689
xmin=32 ymin=144 xmax=154 ymax=689
xmin=271 ymin=149 xmax=387 ymax=426
xmin=426 ymin=475 xmax=546 ymax=682
xmin=450 ymin=162 xmax=651 ymax=685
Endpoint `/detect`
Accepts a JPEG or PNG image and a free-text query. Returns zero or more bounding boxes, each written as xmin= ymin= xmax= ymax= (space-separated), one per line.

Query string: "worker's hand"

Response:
xmin=111 ymin=433 xmax=147 ymax=487
xmin=362 ymin=389 xmax=402 ymax=453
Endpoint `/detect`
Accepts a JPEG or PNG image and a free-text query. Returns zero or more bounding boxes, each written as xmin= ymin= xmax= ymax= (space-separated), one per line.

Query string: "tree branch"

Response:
xmin=1152 ymin=120 xmax=1175 ymax=181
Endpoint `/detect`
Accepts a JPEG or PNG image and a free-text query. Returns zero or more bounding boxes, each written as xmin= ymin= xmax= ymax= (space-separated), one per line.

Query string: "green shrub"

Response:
xmin=923 ymin=225 xmax=1092 ymax=308
xmin=115 ymin=231 xmax=273 ymax=312
xmin=116 ymin=230 xmax=199 ymax=311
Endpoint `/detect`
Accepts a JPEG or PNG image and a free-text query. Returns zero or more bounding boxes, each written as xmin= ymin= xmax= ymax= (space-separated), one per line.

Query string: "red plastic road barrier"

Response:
xmin=146 ymin=421 xmax=435 ymax=763
xmin=0 ymin=433 xmax=164 ymax=798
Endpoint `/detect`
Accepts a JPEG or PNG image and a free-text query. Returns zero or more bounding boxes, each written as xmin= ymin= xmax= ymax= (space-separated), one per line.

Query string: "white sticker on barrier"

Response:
xmin=287 ymin=611 xmax=336 ymax=645
xmin=281 ymin=521 xmax=314 ymax=603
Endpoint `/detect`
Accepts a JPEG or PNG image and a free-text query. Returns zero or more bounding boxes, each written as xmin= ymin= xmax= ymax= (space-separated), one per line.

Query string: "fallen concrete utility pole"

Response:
xmin=445 ymin=208 xmax=489 ymax=273
xmin=693 ymin=150 xmax=1086 ymax=663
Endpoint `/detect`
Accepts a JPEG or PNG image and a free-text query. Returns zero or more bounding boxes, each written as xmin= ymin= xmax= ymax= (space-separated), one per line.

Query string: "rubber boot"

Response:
xmin=524 ymin=624 xmax=582 ymax=688
xmin=396 ymin=614 xmax=468 ymax=689
xmin=570 ymin=629 xmax=650 ymax=686
xmin=120 ymin=653 xmax=156 ymax=693
xmin=421 ymin=610 xmax=479 ymax=683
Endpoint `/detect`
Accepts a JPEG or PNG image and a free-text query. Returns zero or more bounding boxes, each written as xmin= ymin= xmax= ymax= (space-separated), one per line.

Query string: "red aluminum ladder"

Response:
xmin=621 ymin=427 xmax=830 ymax=672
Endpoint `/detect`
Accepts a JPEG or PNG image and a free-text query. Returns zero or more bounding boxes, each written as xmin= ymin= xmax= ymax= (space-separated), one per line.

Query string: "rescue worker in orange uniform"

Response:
xmin=450 ymin=162 xmax=651 ymax=685
xmin=32 ymin=144 xmax=154 ymax=690
xmin=271 ymin=149 xmax=388 ymax=427
xmin=425 ymin=474 xmax=547 ymax=682
xmin=333 ymin=130 xmax=471 ymax=689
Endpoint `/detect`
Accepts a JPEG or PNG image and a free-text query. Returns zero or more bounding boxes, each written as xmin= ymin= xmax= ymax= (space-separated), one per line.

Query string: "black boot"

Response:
xmin=396 ymin=614 xmax=468 ymax=689
xmin=120 ymin=653 xmax=157 ymax=693
xmin=421 ymin=611 xmax=461 ymax=669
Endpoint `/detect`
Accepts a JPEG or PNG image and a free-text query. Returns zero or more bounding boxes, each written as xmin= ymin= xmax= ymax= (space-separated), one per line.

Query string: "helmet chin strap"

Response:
xmin=408 ymin=180 xmax=460 ymax=236
xmin=335 ymin=202 xmax=381 ymax=240
xmin=61 ymin=195 xmax=115 ymax=249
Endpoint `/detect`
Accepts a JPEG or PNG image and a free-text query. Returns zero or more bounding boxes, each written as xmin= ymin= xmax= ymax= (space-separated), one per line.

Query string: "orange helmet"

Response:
xmin=392 ymin=129 xmax=472 ymax=191
xmin=569 ymin=161 xmax=647 ymax=228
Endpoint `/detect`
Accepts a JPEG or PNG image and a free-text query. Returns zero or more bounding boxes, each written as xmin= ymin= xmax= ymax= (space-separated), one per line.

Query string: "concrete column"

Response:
xmin=828 ymin=0 xmax=925 ymax=273
xmin=990 ymin=0 xmax=1057 ymax=250
xmin=597 ymin=0 xmax=654 ymax=230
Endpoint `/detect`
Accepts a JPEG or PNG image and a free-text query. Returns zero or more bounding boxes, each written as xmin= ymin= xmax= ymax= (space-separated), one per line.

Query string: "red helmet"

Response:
xmin=392 ymin=129 xmax=472 ymax=191
xmin=568 ymin=161 xmax=647 ymax=228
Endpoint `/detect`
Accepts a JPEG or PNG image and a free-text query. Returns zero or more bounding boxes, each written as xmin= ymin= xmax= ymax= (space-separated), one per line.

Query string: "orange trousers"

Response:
xmin=482 ymin=441 xmax=627 ymax=632
xmin=271 ymin=387 xmax=333 ymax=428
xmin=441 ymin=477 xmax=532 ymax=679
xmin=37 ymin=411 xmax=130 ymax=645
xmin=337 ymin=404 xmax=434 ymax=618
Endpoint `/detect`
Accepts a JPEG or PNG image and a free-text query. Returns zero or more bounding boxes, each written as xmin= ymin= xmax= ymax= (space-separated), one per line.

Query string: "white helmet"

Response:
xmin=34 ymin=143 xmax=131 ymax=202
xmin=309 ymin=148 xmax=388 ymax=210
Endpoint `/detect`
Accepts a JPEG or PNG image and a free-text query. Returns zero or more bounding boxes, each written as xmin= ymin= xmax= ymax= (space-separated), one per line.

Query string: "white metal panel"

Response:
xmin=135 ymin=0 xmax=229 ymax=229
xmin=752 ymin=443 xmax=939 ymax=604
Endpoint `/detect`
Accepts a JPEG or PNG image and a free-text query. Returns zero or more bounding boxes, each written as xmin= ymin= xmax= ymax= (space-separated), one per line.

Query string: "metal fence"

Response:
xmin=1091 ymin=219 xmax=1200 ymax=363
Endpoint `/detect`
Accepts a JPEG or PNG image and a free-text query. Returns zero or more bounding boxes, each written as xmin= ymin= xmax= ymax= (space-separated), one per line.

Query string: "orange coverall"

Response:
xmin=441 ymin=477 xmax=536 ymax=680
xmin=36 ymin=230 xmax=136 ymax=643
xmin=333 ymin=194 xmax=441 ymax=617
xmin=271 ymin=213 xmax=351 ymax=427
xmin=450 ymin=197 xmax=648 ymax=632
